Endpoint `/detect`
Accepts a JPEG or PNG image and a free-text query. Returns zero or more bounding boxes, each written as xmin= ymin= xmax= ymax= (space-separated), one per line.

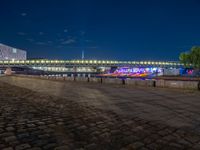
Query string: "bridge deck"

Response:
xmin=0 ymin=59 xmax=184 ymax=68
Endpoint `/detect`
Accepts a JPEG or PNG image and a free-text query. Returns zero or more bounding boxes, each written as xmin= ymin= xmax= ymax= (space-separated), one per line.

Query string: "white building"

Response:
xmin=0 ymin=43 xmax=26 ymax=61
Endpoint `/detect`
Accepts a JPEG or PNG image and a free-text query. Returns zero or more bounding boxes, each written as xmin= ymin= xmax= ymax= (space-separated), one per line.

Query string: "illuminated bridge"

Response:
xmin=0 ymin=59 xmax=183 ymax=67
xmin=0 ymin=59 xmax=187 ymax=74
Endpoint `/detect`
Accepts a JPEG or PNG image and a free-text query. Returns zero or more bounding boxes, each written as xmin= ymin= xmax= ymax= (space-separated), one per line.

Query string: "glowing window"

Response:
xmin=13 ymin=48 xmax=17 ymax=53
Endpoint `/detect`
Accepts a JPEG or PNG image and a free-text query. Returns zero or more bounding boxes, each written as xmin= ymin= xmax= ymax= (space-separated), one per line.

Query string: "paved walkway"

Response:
xmin=0 ymin=76 xmax=200 ymax=150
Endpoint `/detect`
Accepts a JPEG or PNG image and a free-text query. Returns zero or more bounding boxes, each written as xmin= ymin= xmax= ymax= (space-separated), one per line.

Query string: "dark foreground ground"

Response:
xmin=0 ymin=76 xmax=200 ymax=150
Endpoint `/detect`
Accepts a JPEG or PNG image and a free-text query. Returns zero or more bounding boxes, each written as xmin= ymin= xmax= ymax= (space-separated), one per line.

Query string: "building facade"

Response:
xmin=0 ymin=43 xmax=26 ymax=60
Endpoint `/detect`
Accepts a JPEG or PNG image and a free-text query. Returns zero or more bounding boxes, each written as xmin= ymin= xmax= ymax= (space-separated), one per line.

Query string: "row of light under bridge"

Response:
xmin=0 ymin=59 xmax=187 ymax=67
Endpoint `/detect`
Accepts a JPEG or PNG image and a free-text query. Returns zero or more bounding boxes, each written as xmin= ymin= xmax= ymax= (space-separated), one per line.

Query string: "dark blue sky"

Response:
xmin=0 ymin=0 xmax=200 ymax=60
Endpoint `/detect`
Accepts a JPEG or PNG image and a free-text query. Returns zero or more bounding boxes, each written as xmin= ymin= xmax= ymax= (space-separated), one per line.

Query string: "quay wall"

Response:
xmin=12 ymin=75 xmax=200 ymax=90
xmin=156 ymin=80 xmax=199 ymax=89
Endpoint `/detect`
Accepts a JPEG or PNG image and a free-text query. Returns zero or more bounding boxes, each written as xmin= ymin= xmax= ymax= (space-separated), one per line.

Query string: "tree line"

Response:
xmin=179 ymin=46 xmax=200 ymax=69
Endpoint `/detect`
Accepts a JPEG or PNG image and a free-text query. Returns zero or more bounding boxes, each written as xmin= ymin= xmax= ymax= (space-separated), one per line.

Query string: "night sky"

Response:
xmin=0 ymin=0 xmax=200 ymax=60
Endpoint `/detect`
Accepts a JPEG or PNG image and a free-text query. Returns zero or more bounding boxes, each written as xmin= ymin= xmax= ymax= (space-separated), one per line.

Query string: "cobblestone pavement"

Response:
xmin=0 ymin=76 xmax=200 ymax=150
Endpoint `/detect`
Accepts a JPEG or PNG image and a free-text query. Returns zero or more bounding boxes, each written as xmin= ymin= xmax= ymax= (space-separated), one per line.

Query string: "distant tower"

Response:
xmin=82 ymin=50 xmax=85 ymax=60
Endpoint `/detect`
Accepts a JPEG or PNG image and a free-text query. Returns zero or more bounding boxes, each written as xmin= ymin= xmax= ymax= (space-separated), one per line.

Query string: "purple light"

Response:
xmin=114 ymin=67 xmax=162 ymax=75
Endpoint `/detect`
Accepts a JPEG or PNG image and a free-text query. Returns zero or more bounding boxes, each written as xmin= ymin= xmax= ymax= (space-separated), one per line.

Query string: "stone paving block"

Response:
xmin=43 ymin=143 xmax=57 ymax=149
xmin=0 ymin=128 xmax=4 ymax=133
xmin=15 ymin=143 xmax=31 ymax=150
xmin=17 ymin=133 xmax=30 ymax=139
xmin=54 ymin=145 xmax=70 ymax=150
xmin=38 ymin=126 xmax=46 ymax=130
xmin=127 ymin=142 xmax=144 ymax=149
xmin=27 ymin=147 xmax=42 ymax=150
xmin=0 ymin=132 xmax=15 ymax=138
xmin=4 ymin=136 xmax=17 ymax=142
xmin=32 ymin=139 xmax=48 ymax=147
xmin=27 ymin=124 xmax=36 ymax=128
xmin=17 ymin=129 xmax=27 ymax=133
xmin=85 ymin=143 xmax=97 ymax=150
xmin=2 ymin=147 xmax=14 ymax=150
xmin=36 ymin=122 xmax=45 ymax=125
xmin=38 ymin=134 xmax=50 ymax=139
xmin=5 ymin=127 xmax=15 ymax=132
xmin=169 ymin=142 xmax=184 ymax=149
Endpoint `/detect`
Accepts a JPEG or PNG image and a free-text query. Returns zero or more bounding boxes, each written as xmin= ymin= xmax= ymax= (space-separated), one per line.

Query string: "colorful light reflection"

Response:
xmin=101 ymin=67 xmax=163 ymax=77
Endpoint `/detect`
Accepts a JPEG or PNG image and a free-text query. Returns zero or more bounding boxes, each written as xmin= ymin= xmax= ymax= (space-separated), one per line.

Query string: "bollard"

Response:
xmin=153 ymin=80 xmax=156 ymax=87
xmin=100 ymin=78 xmax=103 ymax=84
xmin=87 ymin=77 xmax=90 ymax=82
xmin=122 ymin=79 xmax=125 ymax=85
xmin=198 ymin=81 xmax=200 ymax=91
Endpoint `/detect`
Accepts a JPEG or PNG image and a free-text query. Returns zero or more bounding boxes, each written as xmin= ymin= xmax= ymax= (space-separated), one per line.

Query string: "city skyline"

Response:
xmin=0 ymin=0 xmax=200 ymax=60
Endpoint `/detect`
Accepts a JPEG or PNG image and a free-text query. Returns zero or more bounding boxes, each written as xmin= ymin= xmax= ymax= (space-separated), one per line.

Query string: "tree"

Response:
xmin=179 ymin=52 xmax=190 ymax=67
xmin=190 ymin=47 xmax=200 ymax=69
xmin=179 ymin=46 xmax=200 ymax=69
